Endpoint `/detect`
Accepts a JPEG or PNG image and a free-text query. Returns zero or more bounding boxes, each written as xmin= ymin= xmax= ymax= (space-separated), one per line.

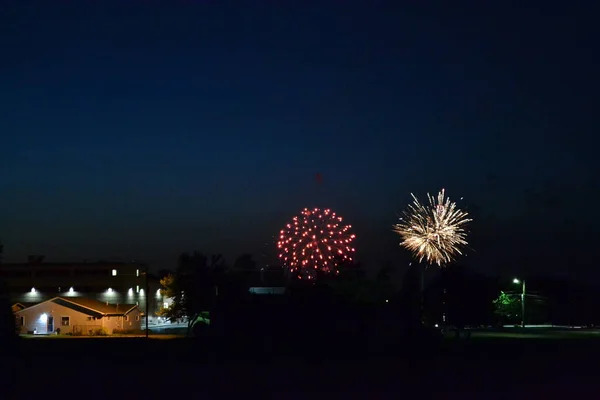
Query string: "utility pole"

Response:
xmin=521 ymin=279 xmax=526 ymax=328
xmin=420 ymin=265 xmax=425 ymax=324
xmin=145 ymin=264 xmax=149 ymax=339
xmin=513 ymin=278 xmax=526 ymax=328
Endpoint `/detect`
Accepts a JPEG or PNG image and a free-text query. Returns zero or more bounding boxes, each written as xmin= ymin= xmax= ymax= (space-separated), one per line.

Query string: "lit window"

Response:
xmin=136 ymin=285 xmax=139 ymax=293
xmin=61 ymin=317 xmax=70 ymax=326
xmin=163 ymin=302 xmax=169 ymax=309
xmin=136 ymin=269 xmax=140 ymax=277
xmin=112 ymin=269 xmax=117 ymax=276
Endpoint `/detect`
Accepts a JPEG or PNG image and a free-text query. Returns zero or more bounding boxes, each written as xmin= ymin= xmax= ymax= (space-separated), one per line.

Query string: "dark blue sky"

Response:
xmin=1 ymin=2 xmax=597 ymax=281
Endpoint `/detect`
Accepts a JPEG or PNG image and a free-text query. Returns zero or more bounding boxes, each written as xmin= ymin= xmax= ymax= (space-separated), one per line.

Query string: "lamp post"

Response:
xmin=145 ymin=266 xmax=149 ymax=339
xmin=513 ymin=278 xmax=526 ymax=328
xmin=135 ymin=267 xmax=149 ymax=339
xmin=124 ymin=266 xmax=150 ymax=339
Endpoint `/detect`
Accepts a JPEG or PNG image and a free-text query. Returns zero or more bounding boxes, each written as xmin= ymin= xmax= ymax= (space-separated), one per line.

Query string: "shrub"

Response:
xmin=92 ymin=327 xmax=109 ymax=336
xmin=113 ymin=328 xmax=145 ymax=335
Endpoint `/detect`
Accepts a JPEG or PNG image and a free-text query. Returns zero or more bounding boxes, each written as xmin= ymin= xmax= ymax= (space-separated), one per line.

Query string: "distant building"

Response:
xmin=15 ymin=296 xmax=142 ymax=335
xmin=248 ymin=287 xmax=286 ymax=295
xmin=0 ymin=256 xmax=166 ymax=322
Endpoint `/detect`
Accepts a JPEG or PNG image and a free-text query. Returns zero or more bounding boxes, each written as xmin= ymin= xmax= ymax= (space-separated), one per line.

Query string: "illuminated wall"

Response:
xmin=15 ymin=300 xmax=144 ymax=335
xmin=1 ymin=262 xmax=164 ymax=317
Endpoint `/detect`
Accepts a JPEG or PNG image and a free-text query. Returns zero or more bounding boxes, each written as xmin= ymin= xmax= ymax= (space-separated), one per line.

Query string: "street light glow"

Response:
xmin=513 ymin=278 xmax=520 ymax=284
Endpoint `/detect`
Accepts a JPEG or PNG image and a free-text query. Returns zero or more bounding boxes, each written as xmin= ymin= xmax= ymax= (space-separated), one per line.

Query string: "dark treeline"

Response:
xmin=420 ymin=266 xmax=600 ymax=327
xmin=3 ymin=249 xmax=600 ymax=346
xmin=158 ymin=251 xmax=600 ymax=344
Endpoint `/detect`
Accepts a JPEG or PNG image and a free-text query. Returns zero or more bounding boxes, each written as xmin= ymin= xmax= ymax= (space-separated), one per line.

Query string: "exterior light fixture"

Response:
xmin=31 ymin=287 xmax=36 ymax=293
xmin=107 ymin=288 xmax=113 ymax=293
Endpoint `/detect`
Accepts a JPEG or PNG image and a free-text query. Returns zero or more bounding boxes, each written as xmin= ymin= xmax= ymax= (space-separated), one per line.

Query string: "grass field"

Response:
xmin=446 ymin=327 xmax=600 ymax=340
xmin=19 ymin=333 xmax=184 ymax=339
xmin=5 ymin=329 xmax=600 ymax=398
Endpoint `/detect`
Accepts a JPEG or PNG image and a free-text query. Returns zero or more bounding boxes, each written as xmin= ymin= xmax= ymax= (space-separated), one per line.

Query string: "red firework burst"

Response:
xmin=277 ymin=208 xmax=356 ymax=279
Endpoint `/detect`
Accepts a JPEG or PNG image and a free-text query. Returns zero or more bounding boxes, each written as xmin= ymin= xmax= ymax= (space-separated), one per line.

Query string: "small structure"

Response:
xmin=15 ymin=296 xmax=142 ymax=335
xmin=248 ymin=287 xmax=286 ymax=295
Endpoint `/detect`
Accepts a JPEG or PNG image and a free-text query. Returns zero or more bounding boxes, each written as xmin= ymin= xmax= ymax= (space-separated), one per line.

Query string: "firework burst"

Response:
xmin=393 ymin=189 xmax=472 ymax=266
xmin=277 ymin=208 xmax=356 ymax=280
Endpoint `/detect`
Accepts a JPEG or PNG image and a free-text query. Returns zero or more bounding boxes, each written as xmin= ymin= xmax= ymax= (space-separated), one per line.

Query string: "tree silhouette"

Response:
xmin=397 ymin=263 xmax=423 ymax=326
xmin=493 ymin=291 xmax=521 ymax=325
xmin=158 ymin=252 xmax=225 ymax=336
xmin=0 ymin=277 xmax=18 ymax=400
xmin=0 ymin=279 xmax=17 ymax=339
xmin=233 ymin=253 xmax=257 ymax=271
xmin=157 ymin=268 xmax=173 ymax=279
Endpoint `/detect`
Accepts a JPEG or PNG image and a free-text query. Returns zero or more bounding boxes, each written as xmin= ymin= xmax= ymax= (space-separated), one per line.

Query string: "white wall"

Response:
xmin=100 ymin=308 xmax=142 ymax=333
xmin=16 ymin=301 xmax=98 ymax=335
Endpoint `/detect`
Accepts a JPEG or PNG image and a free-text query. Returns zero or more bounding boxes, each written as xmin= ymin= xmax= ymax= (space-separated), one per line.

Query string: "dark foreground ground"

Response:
xmin=4 ymin=330 xmax=600 ymax=399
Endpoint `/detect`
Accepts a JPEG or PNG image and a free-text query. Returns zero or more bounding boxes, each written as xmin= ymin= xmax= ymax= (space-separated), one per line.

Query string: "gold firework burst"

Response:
xmin=393 ymin=189 xmax=472 ymax=266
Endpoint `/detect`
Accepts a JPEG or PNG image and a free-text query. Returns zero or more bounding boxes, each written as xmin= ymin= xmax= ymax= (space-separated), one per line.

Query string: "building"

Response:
xmin=15 ymin=296 xmax=142 ymax=335
xmin=0 ymin=256 xmax=166 ymax=323
xmin=11 ymin=302 xmax=36 ymax=313
xmin=248 ymin=287 xmax=286 ymax=295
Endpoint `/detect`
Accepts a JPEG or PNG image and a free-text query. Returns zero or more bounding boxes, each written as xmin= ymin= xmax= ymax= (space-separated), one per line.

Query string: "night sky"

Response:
xmin=1 ymin=2 xmax=597 ymax=282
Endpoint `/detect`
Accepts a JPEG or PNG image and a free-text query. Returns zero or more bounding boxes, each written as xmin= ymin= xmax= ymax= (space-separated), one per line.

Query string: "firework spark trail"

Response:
xmin=277 ymin=208 xmax=356 ymax=280
xmin=393 ymin=189 xmax=472 ymax=266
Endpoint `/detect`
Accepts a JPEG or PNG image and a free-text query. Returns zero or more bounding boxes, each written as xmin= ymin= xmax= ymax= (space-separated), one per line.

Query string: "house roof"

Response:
xmin=15 ymin=296 xmax=139 ymax=318
xmin=58 ymin=297 xmax=138 ymax=316
xmin=12 ymin=302 xmax=38 ymax=310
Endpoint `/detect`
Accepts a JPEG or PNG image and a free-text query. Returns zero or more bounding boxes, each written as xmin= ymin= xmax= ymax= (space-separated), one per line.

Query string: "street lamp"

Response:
xmin=143 ymin=266 xmax=149 ymax=339
xmin=513 ymin=278 xmax=526 ymax=328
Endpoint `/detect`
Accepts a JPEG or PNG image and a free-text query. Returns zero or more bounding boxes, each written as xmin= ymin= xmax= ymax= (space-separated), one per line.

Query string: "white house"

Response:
xmin=15 ymin=296 xmax=142 ymax=335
